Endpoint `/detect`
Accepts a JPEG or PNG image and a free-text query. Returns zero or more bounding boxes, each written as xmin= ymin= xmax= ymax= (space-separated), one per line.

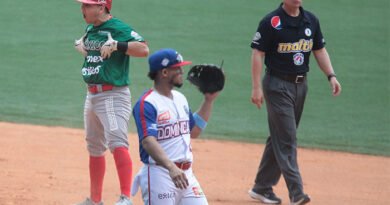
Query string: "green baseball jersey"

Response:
xmin=82 ymin=18 xmax=145 ymax=86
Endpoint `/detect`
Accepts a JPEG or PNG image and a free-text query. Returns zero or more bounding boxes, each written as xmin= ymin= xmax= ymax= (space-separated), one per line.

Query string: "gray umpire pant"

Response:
xmin=253 ymin=72 xmax=308 ymax=200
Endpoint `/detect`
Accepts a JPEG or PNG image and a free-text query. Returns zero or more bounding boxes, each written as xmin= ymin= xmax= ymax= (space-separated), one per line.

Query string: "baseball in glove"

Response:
xmin=187 ymin=63 xmax=225 ymax=94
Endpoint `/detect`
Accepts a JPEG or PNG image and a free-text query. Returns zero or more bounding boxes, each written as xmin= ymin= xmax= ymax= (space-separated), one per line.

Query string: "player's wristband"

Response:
xmin=327 ymin=73 xmax=336 ymax=81
xmin=193 ymin=113 xmax=207 ymax=131
xmin=117 ymin=41 xmax=128 ymax=53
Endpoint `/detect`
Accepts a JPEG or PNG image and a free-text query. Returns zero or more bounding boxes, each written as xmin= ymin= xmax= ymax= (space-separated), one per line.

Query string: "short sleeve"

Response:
xmin=133 ymin=101 xmax=158 ymax=140
xmin=112 ymin=23 xmax=145 ymax=43
xmin=251 ymin=18 xmax=273 ymax=52
xmin=127 ymin=29 xmax=145 ymax=42
xmin=312 ymin=18 xmax=326 ymax=50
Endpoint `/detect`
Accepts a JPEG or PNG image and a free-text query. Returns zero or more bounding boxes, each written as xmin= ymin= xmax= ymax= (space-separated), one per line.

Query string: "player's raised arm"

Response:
xmin=186 ymin=64 xmax=225 ymax=138
xmin=190 ymin=92 xmax=220 ymax=139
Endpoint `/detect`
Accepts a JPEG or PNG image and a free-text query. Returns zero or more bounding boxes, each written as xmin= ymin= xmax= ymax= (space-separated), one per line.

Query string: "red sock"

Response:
xmin=113 ymin=147 xmax=133 ymax=197
xmin=89 ymin=155 xmax=105 ymax=203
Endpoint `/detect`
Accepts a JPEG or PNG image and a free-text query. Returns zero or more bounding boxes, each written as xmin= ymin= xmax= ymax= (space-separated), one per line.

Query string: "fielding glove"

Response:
xmin=187 ymin=64 xmax=225 ymax=94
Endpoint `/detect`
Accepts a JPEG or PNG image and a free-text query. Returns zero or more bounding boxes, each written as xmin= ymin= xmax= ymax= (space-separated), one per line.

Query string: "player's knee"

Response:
xmin=87 ymin=144 xmax=107 ymax=156
xmin=108 ymin=140 xmax=129 ymax=152
xmin=106 ymin=130 xmax=129 ymax=151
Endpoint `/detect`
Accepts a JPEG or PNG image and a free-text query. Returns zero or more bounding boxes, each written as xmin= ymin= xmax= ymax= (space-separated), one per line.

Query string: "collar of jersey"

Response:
xmin=277 ymin=3 xmax=310 ymax=27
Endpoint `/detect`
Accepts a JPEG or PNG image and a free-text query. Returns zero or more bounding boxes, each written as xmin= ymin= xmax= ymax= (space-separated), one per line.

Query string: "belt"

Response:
xmin=154 ymin=161 xmax=192 ymax=170
xmin=87 ymin=84 xmax=114 ymax=94
xmin=268 ymin=70 xmax=306 ymax=83
xmin=174 ymin=161 xmax=192 ymax=170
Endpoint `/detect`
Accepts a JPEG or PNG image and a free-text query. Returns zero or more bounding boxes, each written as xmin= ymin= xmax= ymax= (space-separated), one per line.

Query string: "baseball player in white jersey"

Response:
xmin=131 ymin=48 xmax=219 ymax=205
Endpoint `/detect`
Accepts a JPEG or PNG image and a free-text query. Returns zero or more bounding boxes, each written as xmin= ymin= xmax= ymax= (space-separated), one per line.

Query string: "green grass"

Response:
xmin=0 ymin=0 xmax=389 ymax=156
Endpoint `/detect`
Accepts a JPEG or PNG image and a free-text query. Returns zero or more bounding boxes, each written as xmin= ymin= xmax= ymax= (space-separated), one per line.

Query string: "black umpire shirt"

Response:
xmin=251 ymin=4 xmax=325 ymax=75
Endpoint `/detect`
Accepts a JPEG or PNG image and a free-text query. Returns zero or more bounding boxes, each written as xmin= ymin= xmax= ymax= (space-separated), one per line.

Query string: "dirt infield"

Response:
xmin=0 ymin=122 xmax=389 ymax=205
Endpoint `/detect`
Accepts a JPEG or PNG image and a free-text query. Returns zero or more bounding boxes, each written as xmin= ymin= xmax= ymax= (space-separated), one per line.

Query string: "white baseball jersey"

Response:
xmin=133 ymin=89 xmax=196 ymax=164
xmin=132 ymin=88 xmax=208 ymax=205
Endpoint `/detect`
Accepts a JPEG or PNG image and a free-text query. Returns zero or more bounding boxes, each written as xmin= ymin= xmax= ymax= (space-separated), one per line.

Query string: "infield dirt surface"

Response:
xmin=0 ymin=122 xmax=389 ymax=205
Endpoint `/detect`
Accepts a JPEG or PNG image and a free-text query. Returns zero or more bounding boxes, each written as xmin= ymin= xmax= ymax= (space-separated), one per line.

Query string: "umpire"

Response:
xmin=249 ymin=0 xmax=341 ymax=205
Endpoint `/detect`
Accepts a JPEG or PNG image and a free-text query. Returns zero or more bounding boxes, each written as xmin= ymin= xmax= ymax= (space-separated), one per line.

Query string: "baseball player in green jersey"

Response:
xmin=74 ymin=0 xmax=149 ymax=205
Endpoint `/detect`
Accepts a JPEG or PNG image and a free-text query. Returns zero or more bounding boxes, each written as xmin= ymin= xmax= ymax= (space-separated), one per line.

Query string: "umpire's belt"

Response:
xmin=268 ymin=70 xmax=306 ymax=83
xmin=88 ymin=84 xmax=114 ymax=94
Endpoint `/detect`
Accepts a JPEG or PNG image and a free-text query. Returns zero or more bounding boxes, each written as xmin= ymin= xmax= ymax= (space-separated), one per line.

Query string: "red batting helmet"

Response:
xmin=77 ymin=0 xmax=112 ymax=11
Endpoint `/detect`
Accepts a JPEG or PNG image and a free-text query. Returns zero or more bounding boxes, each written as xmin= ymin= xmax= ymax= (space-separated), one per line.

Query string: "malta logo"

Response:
xmin=277 ymin=39 xmax=313 ymax=53
xmin=271 ymin=16 xmax=282 ymax=30
xmin=157 ymin=111 xmax=170 ymax=122
xmin=293 ymin=53 xmax=304 ymax=66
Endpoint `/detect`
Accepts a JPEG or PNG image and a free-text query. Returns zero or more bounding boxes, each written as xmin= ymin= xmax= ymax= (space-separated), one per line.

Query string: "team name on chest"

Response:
xmin=157 ymin=120 xmax=190 ymax=140
xmin=277 ymin=39 xmax=313 ymax=53
xmin=84 ymin=39 xmax=105 ymax=51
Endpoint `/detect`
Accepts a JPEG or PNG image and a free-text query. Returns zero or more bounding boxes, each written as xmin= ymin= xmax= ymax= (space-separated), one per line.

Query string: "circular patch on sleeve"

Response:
xmin=253 ymin=32 xmax=261 ymax=41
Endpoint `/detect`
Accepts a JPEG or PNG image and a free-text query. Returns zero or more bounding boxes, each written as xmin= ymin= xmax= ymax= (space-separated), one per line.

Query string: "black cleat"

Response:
xmin=248 ymin=189 xmax=282 ymax=204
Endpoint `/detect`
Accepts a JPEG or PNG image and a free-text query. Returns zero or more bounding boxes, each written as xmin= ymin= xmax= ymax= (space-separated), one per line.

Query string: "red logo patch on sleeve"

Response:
xmin=271 ymin=16 xmax=282 ymax=30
